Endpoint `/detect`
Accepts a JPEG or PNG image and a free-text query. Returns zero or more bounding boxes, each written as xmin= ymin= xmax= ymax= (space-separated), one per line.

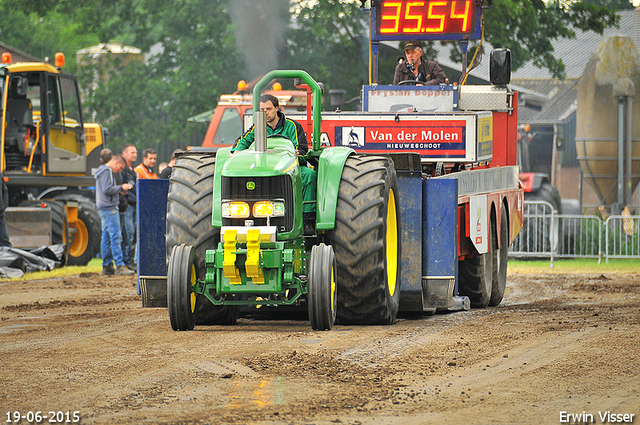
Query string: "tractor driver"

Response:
xmin=231 ymin=93 xmax=317 ymax=234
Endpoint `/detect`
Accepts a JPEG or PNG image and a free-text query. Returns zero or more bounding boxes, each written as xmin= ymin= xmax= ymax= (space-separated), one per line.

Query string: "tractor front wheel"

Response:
xmin=308 ymin=243 xmax=337 ymax=331
xmin=167 ymin=244 xmax=197 ymax=331
xmin=166 ymin=153 xmax=239 ymax=325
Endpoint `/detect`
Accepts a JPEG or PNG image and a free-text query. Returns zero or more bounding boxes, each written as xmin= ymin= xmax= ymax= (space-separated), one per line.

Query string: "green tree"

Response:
xmin=469 ymin=0 xmax=620 ymax=79
xmin=283 ymin=0 xmax=368 ymax=110
xmin=0 ymin=5 xmax=99 ymax=70
xmin=76 ymin=0 xmax=244 ymax=153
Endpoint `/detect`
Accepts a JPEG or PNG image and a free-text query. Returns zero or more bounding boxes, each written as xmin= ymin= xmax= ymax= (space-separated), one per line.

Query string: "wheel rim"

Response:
xmin=386 ymin=189 xmax=398 ymax=297
xmin=330 ymin=263 xmax=336 ymax=312
xmin=190 ymin=263 xmax=196 ymax=313
xmin=68 ymin=219 xmax=89 ymax=258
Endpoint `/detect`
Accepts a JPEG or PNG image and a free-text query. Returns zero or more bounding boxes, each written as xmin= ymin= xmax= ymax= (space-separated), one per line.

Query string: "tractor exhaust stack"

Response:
xmin=254 ymin=110 xmax=267 ymax=153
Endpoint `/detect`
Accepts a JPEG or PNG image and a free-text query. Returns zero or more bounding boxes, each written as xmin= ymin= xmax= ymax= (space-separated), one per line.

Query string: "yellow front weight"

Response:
xmin=245 ymin=228 xmax=264 ymax=284
xmin=223 ymin=229 xmax=242 ymax=285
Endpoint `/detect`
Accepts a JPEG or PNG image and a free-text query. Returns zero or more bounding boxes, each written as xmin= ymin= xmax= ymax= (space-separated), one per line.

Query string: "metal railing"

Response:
xmin=508 ymin=202 xmax=640 ymax=266
xmin=605 ymin=215 xmax=640 ymax=262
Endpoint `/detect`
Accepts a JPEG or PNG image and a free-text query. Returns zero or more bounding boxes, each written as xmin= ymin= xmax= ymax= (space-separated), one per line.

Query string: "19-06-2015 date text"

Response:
xmin=6 ymin=411 xmax=80 ymax=423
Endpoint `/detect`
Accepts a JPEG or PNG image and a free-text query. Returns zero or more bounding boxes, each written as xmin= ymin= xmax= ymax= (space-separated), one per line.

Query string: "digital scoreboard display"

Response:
xmin=373 ymin=0 xmax=482 ymax=41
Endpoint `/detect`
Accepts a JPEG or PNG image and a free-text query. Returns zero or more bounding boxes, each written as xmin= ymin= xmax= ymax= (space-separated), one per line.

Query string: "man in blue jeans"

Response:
xmin=119 ymin=144 xmax=138 ymax=270
xmin=95 ymin=154 xmax=135 ymax=276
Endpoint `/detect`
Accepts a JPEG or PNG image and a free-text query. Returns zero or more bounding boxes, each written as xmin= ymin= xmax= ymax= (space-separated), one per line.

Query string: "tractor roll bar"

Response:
xmin=253 ymin=70 xmax=322 ymax=151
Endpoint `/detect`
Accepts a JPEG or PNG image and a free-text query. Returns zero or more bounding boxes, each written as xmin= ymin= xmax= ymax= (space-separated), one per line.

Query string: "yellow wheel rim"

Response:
xmin=190 ymin=263 xmax=197 ymax=313
xmin=68 ymin=219 xmax=89 ymax=258
xmin=330 ymin=263 xmax=336 ymax=312
xmin=386 ymin=189 xmax=398 ymax=297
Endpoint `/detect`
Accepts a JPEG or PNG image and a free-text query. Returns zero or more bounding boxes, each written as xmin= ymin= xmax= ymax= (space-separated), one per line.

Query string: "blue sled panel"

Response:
xmin=422 ymin=178 xmax=458 ymax=309
xmin=136 ymin=179 xmax=169 ymax=295
xmin=397 ymin=171 xmax=423 ymax=312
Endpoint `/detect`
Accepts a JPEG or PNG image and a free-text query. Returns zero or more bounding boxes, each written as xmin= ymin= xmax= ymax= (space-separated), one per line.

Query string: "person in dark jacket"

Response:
xmin=119 ymin=144 xmax=138 ymax=270
xmin=159 ymin=149 xmax=183 ymax=179
xmin=393 ymin=39 xmax=447 ymax=85
xmin=95 ymin=155 xmax=135 ymax=276
xmin=0 ymin=172 xmax=11 ymax=247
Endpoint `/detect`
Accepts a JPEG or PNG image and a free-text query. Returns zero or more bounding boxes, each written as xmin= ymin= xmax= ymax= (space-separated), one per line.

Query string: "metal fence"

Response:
xmin=509 ymin=201 xmax=640 ymax=267
xmin=605 ymin=215 xmax=640 ymax=262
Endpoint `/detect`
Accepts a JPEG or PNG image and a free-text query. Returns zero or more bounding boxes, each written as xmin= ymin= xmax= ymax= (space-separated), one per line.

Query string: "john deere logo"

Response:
xmin=246 ymin=182 xmax=255 ymax=190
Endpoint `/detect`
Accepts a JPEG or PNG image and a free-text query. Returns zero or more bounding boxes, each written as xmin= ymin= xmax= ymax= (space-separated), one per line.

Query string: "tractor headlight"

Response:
xmin=222 ymin=201 xmax=250 ymax=219
xmin=253 ymin=201 xmax=285 ymax=218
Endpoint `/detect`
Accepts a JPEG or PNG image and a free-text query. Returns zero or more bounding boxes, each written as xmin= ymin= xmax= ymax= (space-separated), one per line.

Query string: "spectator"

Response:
xmin=134 ymin=148 xmax=158 ymax=179
xmin=95 ymin=154 xmax=135 ymax=276
xmin=0 ymin=171 xmax=12 ymax=247
xmin=158 ymin=162 xmax=168 ymax=176
xmin=120 ymin=144 xmax=138 ymax=270
xmin=100 ymin=148 xmax=113 ymax=164
xmin=159 ymin=149 xmax=183 ymax=179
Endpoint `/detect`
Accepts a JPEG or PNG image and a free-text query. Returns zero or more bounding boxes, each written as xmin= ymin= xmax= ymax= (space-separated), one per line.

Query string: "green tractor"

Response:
xmin=166 ymin=70 xmax=400 ymax=331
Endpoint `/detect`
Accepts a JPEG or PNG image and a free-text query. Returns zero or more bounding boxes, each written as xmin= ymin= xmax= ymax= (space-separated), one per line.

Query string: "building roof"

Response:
xmin=510 ymin=9 xmax=638 ymax=80
xmin=76 ymin=43 xmax=142 ymax=56
xmin=511 ymin=78 xmax=579 ymax=125
xmin=0 ymin=42 xmax=40 ymax=62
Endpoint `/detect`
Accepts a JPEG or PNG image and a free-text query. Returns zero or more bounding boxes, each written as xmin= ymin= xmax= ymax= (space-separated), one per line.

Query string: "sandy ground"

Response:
xmin=0 ymin=269 xmax=639 ymax=425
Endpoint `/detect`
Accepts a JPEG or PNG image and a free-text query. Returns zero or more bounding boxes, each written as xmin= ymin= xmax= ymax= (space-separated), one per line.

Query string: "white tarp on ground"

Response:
xmin=0 ymin=245 xmax=66 ymax=278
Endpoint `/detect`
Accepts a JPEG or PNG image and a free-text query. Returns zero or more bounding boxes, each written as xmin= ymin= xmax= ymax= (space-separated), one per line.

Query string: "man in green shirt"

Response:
xmin=232 ymin=94 xmax=317 ymax=232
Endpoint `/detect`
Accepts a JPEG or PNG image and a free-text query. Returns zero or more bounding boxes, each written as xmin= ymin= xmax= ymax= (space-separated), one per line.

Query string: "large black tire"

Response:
xmin=308 ymin=244 xmax=337 ymax=331
xmin=21 ymin=200 xmax=69 ymax=265
xmin=167 ymin=244 xmax=197 ymax=331
xmin=53 ymin=194 xmax=101 ymax=266
xmin=459 ymin=238 xmax=493 ymax=308
xmin=326 ymin=155 xmax=401 ymax=325
xmin=489 ymin=206 xmax=509 ymax=306
xmin=166 ymin=154 xmax=239 ymax=325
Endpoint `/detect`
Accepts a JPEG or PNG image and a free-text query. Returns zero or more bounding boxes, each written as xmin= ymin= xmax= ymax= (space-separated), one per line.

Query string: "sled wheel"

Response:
xmin=168 ymin=244 xmax=197 ymax=331
xmin=308 ymin=244 xmax=337 ymax=331
xmin=458 ymin=232 xmax=493 ymax=309
xmin=490 ymin=206 xmax=509 ymax=306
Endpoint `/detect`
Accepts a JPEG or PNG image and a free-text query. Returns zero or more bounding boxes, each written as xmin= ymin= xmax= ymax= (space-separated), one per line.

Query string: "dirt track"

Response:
xmin=1 ymin=270 xmax=639 ymax=425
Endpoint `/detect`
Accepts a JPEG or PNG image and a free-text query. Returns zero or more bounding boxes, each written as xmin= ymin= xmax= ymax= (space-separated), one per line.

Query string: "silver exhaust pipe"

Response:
xmin=254 ymin=110 xmax=267 ymax=153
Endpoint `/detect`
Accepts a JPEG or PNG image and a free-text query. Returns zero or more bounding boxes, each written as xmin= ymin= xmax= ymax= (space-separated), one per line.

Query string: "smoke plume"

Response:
xmin=228 ymin=0 xmax=289 ymax=80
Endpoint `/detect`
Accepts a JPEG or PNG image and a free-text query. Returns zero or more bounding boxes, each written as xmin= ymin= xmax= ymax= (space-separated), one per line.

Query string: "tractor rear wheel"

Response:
xmin=166 ymin=153 xmax=239 ymax=325
xmin=167 ymin=244 xmax=197 ymax=331
xmin=326 ymin=155 xmax=400 ymax=325
xmin=458 ymin=240 xmax=493 ymax=308
xmin=53 ymin=194 xmax=101 ymax=266
xmin=490 ymin=206 xmax=509 ymax=306
xmin=308 ymin=243 xmax=337 ymax=331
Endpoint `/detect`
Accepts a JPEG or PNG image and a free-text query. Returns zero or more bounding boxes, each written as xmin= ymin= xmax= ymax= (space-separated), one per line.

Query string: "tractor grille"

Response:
xmin=221 ymin=175 xmax=294 ymax=232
